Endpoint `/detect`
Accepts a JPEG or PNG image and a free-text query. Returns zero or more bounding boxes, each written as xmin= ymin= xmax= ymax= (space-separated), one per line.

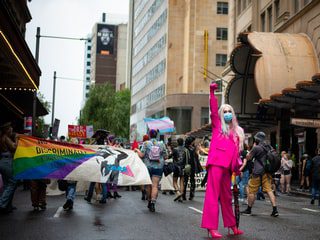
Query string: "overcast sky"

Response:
xmin=25 ymin=0 xmax=129 ymax=137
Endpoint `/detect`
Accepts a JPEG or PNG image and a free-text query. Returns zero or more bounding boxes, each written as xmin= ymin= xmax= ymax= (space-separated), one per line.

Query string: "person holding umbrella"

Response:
xmin=201 ymin=82 xmax=245 ymax=238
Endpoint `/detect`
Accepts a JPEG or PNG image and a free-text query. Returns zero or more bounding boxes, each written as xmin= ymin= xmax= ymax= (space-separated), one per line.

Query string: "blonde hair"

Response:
xmin=218 ymin=104 xmax=245 ymax=150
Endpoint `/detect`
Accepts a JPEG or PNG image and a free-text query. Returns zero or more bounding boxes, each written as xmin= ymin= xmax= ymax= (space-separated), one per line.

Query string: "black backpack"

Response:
xmin=262 ymin=145 xmax=281 ymax=174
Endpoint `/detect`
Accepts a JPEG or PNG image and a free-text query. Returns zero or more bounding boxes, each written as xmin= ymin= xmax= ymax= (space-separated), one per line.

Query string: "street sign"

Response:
xmin=68 ymin=124 xmax=94 ymax=138
xmin=291 ymin=118 xmax=320 ymax=128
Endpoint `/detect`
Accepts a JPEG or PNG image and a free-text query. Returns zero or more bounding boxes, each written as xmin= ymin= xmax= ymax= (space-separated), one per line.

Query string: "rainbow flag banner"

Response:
xmin=14 ymin=135 xmax=151 ymax=186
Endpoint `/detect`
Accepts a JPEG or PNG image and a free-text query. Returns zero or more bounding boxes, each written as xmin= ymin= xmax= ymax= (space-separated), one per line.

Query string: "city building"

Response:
xmin=0 ymin=0 xmax=47 ymax=130
xmin=82 ymin=14 xmax=128 ymax=104
xmin=129 ymin=0 xmax=230 ymax=140
xmin=222 ymin=0 xmax=320 ymax=158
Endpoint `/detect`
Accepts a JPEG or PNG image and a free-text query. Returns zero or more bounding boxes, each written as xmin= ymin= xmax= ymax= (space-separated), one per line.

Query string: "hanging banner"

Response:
xmin=13 ymin=135 xmax=151 ymax=186
xmin=68 ymin=125 xmax=93 ymax=138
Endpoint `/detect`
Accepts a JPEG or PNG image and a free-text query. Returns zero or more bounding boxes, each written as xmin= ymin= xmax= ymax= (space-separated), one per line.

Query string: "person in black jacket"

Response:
xmin=310 ymin=149 xmax=320 ymax=206
xmin=182 ymin=136 xmax=203 ymax=201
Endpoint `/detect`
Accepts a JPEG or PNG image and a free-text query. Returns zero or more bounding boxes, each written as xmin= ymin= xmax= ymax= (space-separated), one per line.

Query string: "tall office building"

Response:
xmin=82 ymin=35 xmax=92 ymax=102
xmin=82 ymin=14 xmax=128 ymax=104
xmin=129 ymin=0 xmax=229 ymax=140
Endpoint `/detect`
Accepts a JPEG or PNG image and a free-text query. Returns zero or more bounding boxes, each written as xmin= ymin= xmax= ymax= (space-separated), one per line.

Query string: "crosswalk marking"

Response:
xmin=189 ymin=206 xmax=203 ymax=214
xmin=53 ymin=207 xmax=63 ymax=218
xmin=302 ymin=208 xmax=320 ymax=213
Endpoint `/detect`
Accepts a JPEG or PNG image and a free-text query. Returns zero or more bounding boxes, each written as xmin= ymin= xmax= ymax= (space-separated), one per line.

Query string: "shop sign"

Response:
xmin=291 ymin=118 xmax=320 ymax=128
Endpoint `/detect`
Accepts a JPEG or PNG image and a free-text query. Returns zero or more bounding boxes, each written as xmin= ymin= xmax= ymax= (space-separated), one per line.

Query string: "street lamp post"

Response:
xmin=33 ymin=27 xmax=90 ymax=132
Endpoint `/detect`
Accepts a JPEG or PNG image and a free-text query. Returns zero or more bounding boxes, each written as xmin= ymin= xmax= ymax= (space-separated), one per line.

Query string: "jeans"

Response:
xmin=66 ymin=182 xmax=77 ymax=201
xmin=87 ymin=182 xmax=108 ymax=200
xmin=237 ymin=170 xmax=249 ymax=199
xmin=0 ymin=158 xmax=17 ymax=208
xmin=184 ymin=171 xmax=196 ymax=195
xmin=311 ymin=179 xmax=320 ymax=200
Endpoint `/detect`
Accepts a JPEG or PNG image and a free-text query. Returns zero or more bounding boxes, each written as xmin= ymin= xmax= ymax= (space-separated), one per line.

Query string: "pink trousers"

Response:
xmin=201 ymin=166 xmax=235 ymax=230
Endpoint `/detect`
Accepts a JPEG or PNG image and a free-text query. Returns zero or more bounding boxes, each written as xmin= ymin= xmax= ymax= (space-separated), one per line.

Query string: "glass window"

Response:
xmin=237 ymin=0 xmax=241 ymax=15
xmin=86 ymin=69 xmax=90 ymax=74
xmin=167 ymin=108 xmax=192 ymax=134
xmin=261 ymin=12 xmax=266 ymax=32
xmin=86 ymin=85 xmax=90 ymax=90
xmin=216 ymin=54 xmax=227 ymax=66
xmin=86 ymin=77 xmax=90 ymax=81
xmin=86 ymin=62 xmax=91 ymax=66
xmin=87 ymin=53 xmax=91 ymax=58
xmin=217 ymin=2 xmax=228 ymax=14
xmin=275 ymin=0 xmax=280 ymax=18
xmin=87 ymin=46 xmax=91 ymax=50
xmin=85 ymin=93 xmax=89 ymax=98
xmin=201 ymin=107 xmax=209 ymax=126
xmin=268 ymin=7 xmax=273 ymax=32
xmin=216 ymin=28 xmax=228 ymax=40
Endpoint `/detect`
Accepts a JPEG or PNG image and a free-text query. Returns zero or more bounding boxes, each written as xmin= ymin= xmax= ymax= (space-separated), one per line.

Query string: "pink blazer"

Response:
xmin=206 ymin=83 xmax=242 ymax=173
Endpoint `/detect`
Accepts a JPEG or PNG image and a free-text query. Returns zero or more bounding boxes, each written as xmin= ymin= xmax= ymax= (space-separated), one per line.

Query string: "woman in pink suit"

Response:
xmin=201 ymin=82 xmax=245 ymax=238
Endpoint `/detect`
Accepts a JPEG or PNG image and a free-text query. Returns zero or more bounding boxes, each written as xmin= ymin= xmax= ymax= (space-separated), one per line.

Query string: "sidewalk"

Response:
xmin=290 ymin=184 xmax=312 ymax=198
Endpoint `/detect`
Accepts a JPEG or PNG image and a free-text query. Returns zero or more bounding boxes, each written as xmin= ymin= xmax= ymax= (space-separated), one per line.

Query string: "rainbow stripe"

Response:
xmin=14 ymin=136 xmax=96 ymax=180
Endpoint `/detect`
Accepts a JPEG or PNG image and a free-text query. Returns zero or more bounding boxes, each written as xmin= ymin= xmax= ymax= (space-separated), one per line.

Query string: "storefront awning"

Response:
xmin=228 ymin=32 xmax=320 ymax=120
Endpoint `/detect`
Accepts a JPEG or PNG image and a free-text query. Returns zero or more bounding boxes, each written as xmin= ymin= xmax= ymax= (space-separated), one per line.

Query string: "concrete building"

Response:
xmin=82 ymin=15 xmax=128 ymax=104
xmin=129 ymin=0 xmax=230 ymax=140
xmin=221 ymin=0 xmax=320 ymax=158
xmin=82 ymin=36 xmax=92 ymax=102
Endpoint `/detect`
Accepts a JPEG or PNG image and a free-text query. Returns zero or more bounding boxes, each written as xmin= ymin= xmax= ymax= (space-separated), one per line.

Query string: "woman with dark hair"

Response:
xmin=201 ymin=83 xmax=245 ymax=238
xmin=0 ymin=122 xmax=17 ymax=213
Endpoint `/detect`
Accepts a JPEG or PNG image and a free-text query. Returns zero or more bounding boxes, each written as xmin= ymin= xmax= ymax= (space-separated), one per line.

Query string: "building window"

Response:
xmin=216 ymin=28 xmax=228 ymax=40
xmin=294 ymin=0 xmax=300 ymax=13
xmin=86 ymin=62 xmax=90 ymax=66
xmin=304 ymin=0 xmax=311 ymax=5
xmin=237 ymin=0 xmax=241 ymax=15
xmin=86 ymin=77 xmax=90 ymax=81
xmin=268 ymin=7 xmax=273 ymax=32
xmin=201 ymin=107 xmax=209 ymax=126
xmin=216 ymin=54 xmax=227 ymax=66
xmin=86 ymin=69 xmax=90 ymax=74
xmin=261 ymin=12 xmax=266 ymax=32
xmin=87 ymin=46 xmax=91 ymax=51
xmin=86 ymin=85 xmax=90 ymax=90
xmin=87 ymin=53 xmax=91 ymax=58
xmin=275 ymin=0 xmax=280 ymax=18
xmin=217 ymin=2 xmax=228 ymax=14
xmin=85 ymin=93 xmax=89 ymax=98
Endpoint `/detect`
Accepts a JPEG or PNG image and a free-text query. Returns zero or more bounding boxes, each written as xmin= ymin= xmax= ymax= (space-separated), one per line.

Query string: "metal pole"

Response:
xmin=51 ymin=71 xmax=56 ymax=127
xmin=32 ymin=27 xmax=41 ymax=135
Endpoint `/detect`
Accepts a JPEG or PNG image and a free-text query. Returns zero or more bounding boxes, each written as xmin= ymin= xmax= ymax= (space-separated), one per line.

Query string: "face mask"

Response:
xmin=224 ymin=112 xmax=233 ymax=123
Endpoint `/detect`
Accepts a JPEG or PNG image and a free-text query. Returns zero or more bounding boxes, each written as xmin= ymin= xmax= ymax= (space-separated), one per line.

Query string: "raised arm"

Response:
xmin=209 ymin=83 xmax=220 ymax=132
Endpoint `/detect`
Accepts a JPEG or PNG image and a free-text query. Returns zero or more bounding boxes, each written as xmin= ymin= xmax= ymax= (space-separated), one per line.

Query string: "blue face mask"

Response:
xmin=224 ymin=112 xmax=233 ymax=123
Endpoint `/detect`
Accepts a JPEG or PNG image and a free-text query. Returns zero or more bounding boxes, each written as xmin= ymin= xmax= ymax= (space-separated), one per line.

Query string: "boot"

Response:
xmin=107 ymin=191 xmax=113 ymax=199
xmin=113 ymin=192 xmax=122 ymax=199
xmin=63 ymin=199 xmax=73 ymax=211
xmin=189 ymin=191 xmax=194 ymax=201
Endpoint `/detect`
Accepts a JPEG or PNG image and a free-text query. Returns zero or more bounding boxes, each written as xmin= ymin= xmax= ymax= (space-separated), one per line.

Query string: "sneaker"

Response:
xmin=149 ymin=202 xmax=155 ymax=212
xmin=241 ymin=208 xmax=251 ymax=215
xmin=63 ymin=199 xmax=73 ymax=211
xmin=84 ymin=197 xmax=91 ymax=204
xmin=311 ymin=199 xmax=315 ymax=205
xmin=174 ymin=194 xmax=182 ymax=202
xmin=271 ymin=210 xmax=279 ymax=217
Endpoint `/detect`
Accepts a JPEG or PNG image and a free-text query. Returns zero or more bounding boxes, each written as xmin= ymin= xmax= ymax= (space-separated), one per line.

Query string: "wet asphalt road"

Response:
xmin=0 ymin=189 xmax=319 ymax=240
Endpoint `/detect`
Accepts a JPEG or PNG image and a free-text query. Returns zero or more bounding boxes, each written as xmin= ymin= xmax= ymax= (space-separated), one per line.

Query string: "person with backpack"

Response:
xmin=135 ymin=129 xmax=168 ymax=212
xmin=241 ymin=131 xmax=279 ymax=217
xmin=172 ymin=138 xmax=187 ymax=202
xmin=201 ymin=82 xmax=245 ymax=238
xmin=310 ymin=148 xmax=320 ymax=206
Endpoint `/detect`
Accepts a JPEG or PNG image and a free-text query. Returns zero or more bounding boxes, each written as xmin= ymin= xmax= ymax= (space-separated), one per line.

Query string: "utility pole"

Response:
xmin=32 ymin=27 xmax=41 ymax=135
xmin=51 ymin=71 xmax=56 ymax=127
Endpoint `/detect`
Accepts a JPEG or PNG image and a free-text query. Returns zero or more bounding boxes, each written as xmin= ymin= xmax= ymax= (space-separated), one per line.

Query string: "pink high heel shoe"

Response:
xmin=207 ymin=229 xmax=223 ymax=238
xmin=228 ymin=226 xmax=244 ymax=236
